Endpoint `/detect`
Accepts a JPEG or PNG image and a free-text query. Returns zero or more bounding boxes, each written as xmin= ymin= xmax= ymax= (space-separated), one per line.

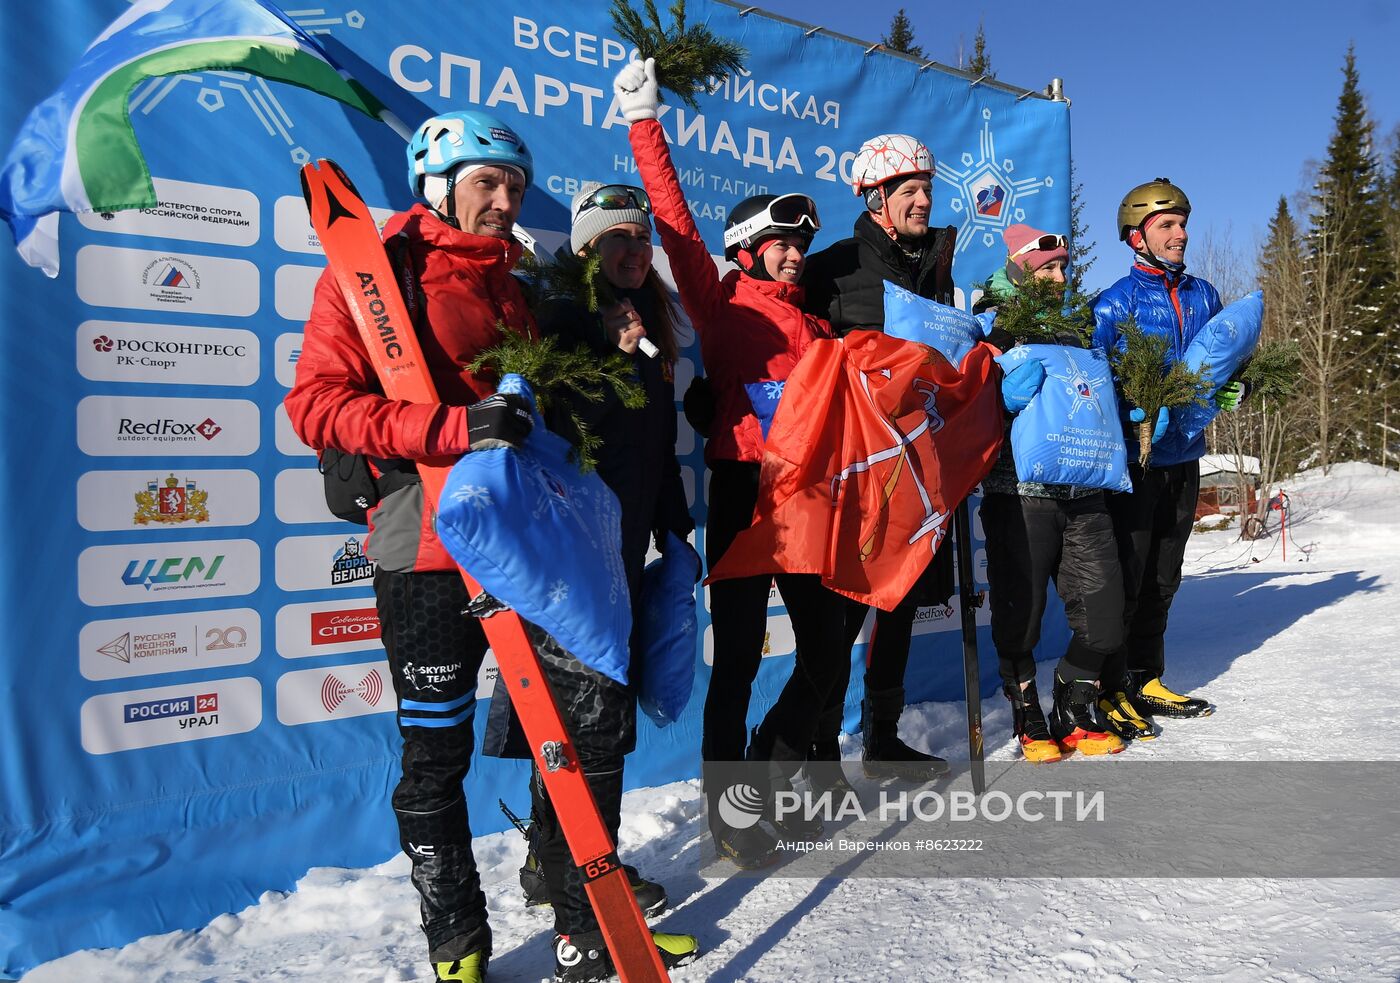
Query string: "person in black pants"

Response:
xmin=1092 ymin=179 xmax=1224 ymax=731
xmin=802 ymin=131 xmax=959 ymax=784
xmin=613 ymin=55 xmax=849 ymax=870
xmin=976 ymin=224 xmax=1127 ymax=759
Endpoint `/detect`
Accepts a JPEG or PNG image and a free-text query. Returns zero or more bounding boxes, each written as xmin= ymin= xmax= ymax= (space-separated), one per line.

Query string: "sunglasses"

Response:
xmin=576 ymin=184 xmax=651 ymax=216
xmin=1009 ymin=233 xmax=1067 ymax=260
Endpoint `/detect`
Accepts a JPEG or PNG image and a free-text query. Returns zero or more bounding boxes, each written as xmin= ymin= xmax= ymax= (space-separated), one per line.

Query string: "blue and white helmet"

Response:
xmin=406 ymin=110 xmax=533 ymax=203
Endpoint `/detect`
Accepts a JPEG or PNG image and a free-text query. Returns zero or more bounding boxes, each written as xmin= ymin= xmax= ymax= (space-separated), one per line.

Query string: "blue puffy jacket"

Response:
xmin=1092 ymin=265 xmax=1223 ymax=467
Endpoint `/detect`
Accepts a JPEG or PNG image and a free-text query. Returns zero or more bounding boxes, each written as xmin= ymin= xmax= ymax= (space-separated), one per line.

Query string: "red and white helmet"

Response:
xmin=850 ymin=133 xmax=934 ymax=195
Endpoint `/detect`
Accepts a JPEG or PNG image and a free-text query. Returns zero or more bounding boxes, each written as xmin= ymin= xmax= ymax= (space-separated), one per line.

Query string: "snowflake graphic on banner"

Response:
xmin=547 ymin=579 xmax=570 ymax=605
xmin=123 ymin=7 xmax=364 ymax=167
xmin=450 ymin=484 xmax=494 ymax=510
xmin=763 ymin=380 xmax=786 ymax=401
xmin=936 ymin=108 xmax=1053 ymax=254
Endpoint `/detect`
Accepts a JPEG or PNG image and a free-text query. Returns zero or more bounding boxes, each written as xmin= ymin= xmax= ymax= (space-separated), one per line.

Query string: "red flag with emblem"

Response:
xmin=708 ymin=330 xmax=1003 ymax=611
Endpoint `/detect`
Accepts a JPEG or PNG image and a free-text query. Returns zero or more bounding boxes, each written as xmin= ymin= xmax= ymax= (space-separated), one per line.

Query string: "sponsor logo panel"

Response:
xmin=78 ymin=539 xmax=260 ymax=607
xmin=75 ymin=245 xmax=259 ymax=316
xmin=274 ymin=468 xmax=338 ymax=524
xmin=77 ymin=469 xmax=259 ymax=531
xmin=77 ymin=320 xmax=259 ymax=386
xmin=274 ymin=264 xmax=323 ymax=322
xmin=77 ymin=396 xmax=259 ymax=457
xmin=274 ymin=534 xmax=377 ymax=592
xmin=275 ymin=597 xmax=382 ymax=659
xmin=273 ymin=194 xmax=393 ymax=254
xmin=275 ymin=332 xmax=303 ymax=388
xmin=78 ymin=608 xmax=260 ymax=680
xmin=703 ymin=613 xmax=794 ymax=666
xmin=77 ymin=178 xmax=259 ymax=246
xmin=275 ymin=404 xmax=316 ymax=457
xmin=81 ymin=676 xmax=261 ymax=754
xmin=276 ymin=660 xmax=393 ymax=725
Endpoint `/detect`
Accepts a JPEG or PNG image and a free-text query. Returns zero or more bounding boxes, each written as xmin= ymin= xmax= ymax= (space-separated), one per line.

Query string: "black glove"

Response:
xmin=467 ymin=392 xmax=533 ymax=450
xmin=682 ymin=376 xmax=716 ymax=438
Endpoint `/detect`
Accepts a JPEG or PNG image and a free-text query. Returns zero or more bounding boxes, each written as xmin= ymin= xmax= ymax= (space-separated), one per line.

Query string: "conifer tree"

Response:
xmin=882 ymin=9 xmax=923 ymax=59
xmin=1309 ymin=44 xmax=1397 ymax=462
xmin=1068 ymin=159 xmax=1096 ymax=293
xmin=967 ymin=21 xmax=994 ymax=78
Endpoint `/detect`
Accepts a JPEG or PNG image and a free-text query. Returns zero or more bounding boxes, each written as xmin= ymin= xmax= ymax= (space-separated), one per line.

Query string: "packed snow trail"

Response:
xmin=23 ymin=465 xmax=1400 ymax=982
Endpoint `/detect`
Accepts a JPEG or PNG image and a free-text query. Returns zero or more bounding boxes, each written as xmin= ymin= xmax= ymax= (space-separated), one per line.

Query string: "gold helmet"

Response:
xmin=1117 ymin=178 xmax=1190 ymax=241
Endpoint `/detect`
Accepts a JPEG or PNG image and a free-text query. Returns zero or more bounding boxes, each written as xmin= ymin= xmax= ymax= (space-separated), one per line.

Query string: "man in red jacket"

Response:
xmin=287 ymin=111 xmax=538 ymax=983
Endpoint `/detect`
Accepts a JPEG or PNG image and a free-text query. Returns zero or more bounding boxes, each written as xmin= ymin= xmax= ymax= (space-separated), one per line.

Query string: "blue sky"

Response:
xmin=753 ymin=0 xmax=1400 ymax=290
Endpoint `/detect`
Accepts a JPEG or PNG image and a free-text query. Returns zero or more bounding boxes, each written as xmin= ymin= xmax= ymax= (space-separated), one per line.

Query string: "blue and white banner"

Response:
xmin=0 ymin=1 xmax=1070 ymax=972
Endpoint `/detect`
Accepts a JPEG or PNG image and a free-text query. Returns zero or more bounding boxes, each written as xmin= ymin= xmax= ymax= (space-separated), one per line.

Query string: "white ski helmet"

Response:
xmin=850 ymin=133 xmax=934 ymax=196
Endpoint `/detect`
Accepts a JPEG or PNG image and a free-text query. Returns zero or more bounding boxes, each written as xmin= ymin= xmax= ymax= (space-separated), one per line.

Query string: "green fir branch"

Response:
xmin=981 ymin=274 xmax=1094 ymax=346
xmin=1109 ymin=316 xmax=1212 ymax=467
xmin=518 ymin=249 xmax=615 ymax=314
xmin=610 ymin=0 xmax=747 ymax=111
xmin=469 ymin=329 xmax=646 ymax=473
xmin=1241 ymin=338 xmax=1302 ymax=403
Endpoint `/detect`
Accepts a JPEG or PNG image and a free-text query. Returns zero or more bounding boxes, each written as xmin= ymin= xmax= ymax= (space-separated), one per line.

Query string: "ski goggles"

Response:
xmin=574 ymin=184 xmax=651 ymax=217
xmin=723 ymin=193 xmax=821 ymax=250
xmin=1009 ymin=233 xmax=1068 ymax=260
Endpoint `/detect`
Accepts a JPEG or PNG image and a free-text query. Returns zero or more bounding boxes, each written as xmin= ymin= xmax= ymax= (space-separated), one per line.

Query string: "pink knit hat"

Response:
xmin=1002 ymin=223 xmax=1069 ymax=273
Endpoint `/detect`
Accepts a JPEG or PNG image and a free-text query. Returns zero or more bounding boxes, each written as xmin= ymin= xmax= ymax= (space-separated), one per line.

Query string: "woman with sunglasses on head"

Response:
xmin=493 ymin=181 xmax=697 ymax=969
xmin=613 ymin=57 xmax=848 ymax=870
xmin=974 ymin=224 xmax=1127 ymax=763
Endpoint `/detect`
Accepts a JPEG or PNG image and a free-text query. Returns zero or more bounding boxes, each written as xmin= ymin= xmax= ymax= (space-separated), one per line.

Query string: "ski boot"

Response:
xmin=749 ymin=724 xmax=824 ymax=839
xmin=510 ymin=802 xmax=667 ymax=916
xmin=521 ymin=854 xmax=667 ymax=916
xmin=434 ymin=952 xmax=487 ymax=982
xmin=1098 ymin=685 xmax=1155 ymax=742
xmin=712 ymin=821 xmax=778 ymax=869
xmin=553 ymin=929 xmax=698 ymax=981
xmin=1049 ymin=673 xmax=1124 ymax=755
xmin=861 ymin=686 xmax=950 ymax=781
xmin=1129 ymin=671 xmax=1214 ymax=719
xmin=1004 ymin=680 xmax=1062 ymax=763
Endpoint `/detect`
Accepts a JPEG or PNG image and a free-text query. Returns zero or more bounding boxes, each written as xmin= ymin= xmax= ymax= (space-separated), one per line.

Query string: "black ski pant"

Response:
xmin=979 ymin=492 xmax=1124 ymax=686
xmin=1101 ymin=460 xmax=1201 ymax=685
xmin=525 ymin=625 xmax=635 ymax=937
xmin=702 ymin=461 xmax=847 ymax=782
xmin=376 ymin=569 xmax=491 ymax=965
xmin=815 ymin=545 xmax=955 ymax=744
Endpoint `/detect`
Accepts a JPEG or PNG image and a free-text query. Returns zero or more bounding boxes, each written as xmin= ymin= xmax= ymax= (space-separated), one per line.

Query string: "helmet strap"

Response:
xmin=439 ymin=170 xmax=461 ymax=230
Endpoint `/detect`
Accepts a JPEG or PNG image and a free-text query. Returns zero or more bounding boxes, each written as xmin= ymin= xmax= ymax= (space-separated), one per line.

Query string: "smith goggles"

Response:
xmin=723 ymin=193 xmax=821 ymax=250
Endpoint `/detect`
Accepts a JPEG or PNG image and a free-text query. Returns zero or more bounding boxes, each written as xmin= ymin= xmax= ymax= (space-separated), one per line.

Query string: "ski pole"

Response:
xmin=499 ymin=799 xmax=531 ymax=840
xmin=953 ymin=499 xmax=985 ymax=797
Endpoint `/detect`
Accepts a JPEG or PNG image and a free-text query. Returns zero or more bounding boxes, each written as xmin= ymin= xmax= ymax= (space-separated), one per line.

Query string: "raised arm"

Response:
xmin=615 ymin=58 xmax=726 ymax=328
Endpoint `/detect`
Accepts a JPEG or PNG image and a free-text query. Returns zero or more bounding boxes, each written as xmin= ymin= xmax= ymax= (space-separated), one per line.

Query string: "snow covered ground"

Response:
xmin=24 ymin=464 xmax=1400 ymax=982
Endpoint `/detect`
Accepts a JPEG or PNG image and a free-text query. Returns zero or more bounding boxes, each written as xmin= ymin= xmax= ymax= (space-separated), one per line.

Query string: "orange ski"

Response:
xmin=300 ymin=158 xmax=668 ymax=983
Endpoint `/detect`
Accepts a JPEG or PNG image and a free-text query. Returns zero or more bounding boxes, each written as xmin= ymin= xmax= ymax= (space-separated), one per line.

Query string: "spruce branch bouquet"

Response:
xmin=516 ymin=248 xmax=615 ymax=314
xmin=469 ymin=326 xmax=645 ymax=473
xmin=1108 ymin=316 xmax=1212 ymax=467
xmin=610 ymin=0 xmax=747 ymax=111
xmin=1240 ymin=338 xmax=1302 ymax=403
xmin=981 ymin=273 xmax=1095 ymax=346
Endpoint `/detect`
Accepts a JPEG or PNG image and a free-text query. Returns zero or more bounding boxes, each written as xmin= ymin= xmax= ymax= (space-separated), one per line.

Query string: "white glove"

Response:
xmin=614 ymin=56 xmax=659 ymax=122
